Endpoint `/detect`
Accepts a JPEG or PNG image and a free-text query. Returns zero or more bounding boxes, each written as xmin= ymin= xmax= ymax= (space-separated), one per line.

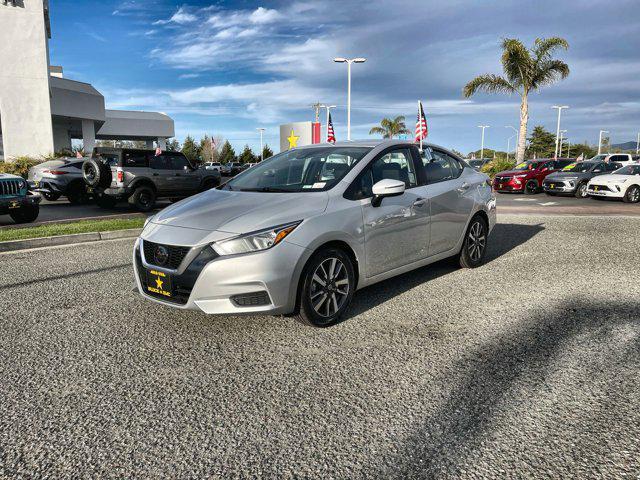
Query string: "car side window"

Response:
xmin=593 ymin=163 xmax=605 ymax=172
xmin=606 ymin=162 xmax=621 ymax=171
xmin=348 ymin=148 xmax=416 ymax=199
xmin=149 ymin=155 xmax=172 ymax=170
xmin=421 ymin=149 xmax=462 ymax=184
xmin=123 ymin=152 xmax=149 ymax=167
xmin=169 ymin=154 xmax=189 ymax=170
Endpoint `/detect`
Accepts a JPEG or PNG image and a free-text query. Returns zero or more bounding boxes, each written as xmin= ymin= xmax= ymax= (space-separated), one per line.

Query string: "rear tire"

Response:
xmin=129 ymin=186 xmax=156 ymax=212
xmin=82 ymin=159 xmax=111 ymax=188
xmin=66 ymin=182 xmax=90 ymax=205
xmin=10 ymin=205 xmax=39 ymax=224
xmin=623 ymin=185 xmax=640 ymax=203
xmin=458 ymin=215 xmax=489 ymax=268
xmin=296 ymin=248 xmax=356 ymax=327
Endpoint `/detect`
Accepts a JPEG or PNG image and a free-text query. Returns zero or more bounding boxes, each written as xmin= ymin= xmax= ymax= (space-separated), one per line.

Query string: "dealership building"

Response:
xmin=0 ymin=0 xmax=174 ymax=161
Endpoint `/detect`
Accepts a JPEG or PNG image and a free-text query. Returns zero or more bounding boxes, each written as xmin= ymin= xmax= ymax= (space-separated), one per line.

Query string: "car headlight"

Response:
xmin=212 ymin=221 xmax=301 ymax=256
xmin=18 ymin=180 xmax=25 ymax=189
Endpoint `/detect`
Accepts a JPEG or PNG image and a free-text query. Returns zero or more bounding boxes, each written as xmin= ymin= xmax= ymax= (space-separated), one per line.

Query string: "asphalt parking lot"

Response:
xmin=1 ymin=214 xmax=638 ymax=477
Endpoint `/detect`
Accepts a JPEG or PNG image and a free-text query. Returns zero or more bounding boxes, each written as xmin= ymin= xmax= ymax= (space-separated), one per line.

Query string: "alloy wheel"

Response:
xmin=578 ymin=184 xmax=588 ymax=197
xmin=310 ymin=257 xmax=350 ymax=317
xmin=629 ymin=187 xmax=640 ymax=203
xmin=467 ymin=220 xmax=486 ymax=262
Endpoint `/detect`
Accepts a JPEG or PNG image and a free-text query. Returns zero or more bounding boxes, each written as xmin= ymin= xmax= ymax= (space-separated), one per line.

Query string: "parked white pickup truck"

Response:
xmin=589 ymin=153 xmax=639 ymax=166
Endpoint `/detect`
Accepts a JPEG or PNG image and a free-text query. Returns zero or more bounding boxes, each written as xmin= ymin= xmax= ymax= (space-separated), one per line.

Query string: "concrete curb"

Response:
xmin=0 ymin=228 xmax=142 ymax=253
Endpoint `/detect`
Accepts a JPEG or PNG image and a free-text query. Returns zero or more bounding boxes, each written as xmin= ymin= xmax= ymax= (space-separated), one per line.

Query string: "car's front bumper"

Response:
xmin=543 ymin=181 xmax=576 ymax=194
xmin=492 ymin=178 xmax=525 ymax=192
xmin=587 ymin=185 xmax=625 ymax=198
xmin=0 ymin=193 xmax=41 ymax=214
xmin=133 ymin=237 xmax=310 ymax=315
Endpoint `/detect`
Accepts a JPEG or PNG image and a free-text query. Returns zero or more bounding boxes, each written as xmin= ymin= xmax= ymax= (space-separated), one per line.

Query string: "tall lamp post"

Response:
xmin=478 ymin=125 xmax=490 ymax=160
xmin=506 ymin=134 xmax=516 ymax=161
xmin=552 ymin=105 xmax=569 ymax=159
xmin=636 ymin=132 xmax=639 ymax=155
xmin=598 ymin=130 xmax=609 ymax=155
xmin=505 ymin=125 xmax=518 ymax=161
xmin=559 ymin=130 xmax=567 ymax=158
xmin=333 ymin=57 xmax=366 ymax=141
xmin=256 ymin=128 xmax=265 ymax=161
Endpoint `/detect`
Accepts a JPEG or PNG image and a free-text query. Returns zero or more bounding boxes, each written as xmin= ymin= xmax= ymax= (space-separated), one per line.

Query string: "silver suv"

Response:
xmin=82 ymin=148 xmax=221 ymax=211
xmin=134 ymin=140 xmax=496 ymax=326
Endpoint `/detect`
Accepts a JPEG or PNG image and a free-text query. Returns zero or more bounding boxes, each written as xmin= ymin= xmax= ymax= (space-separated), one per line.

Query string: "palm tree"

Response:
xmin=369 ymin=116 xmax=410 ymax=138
xmin=463 ymin=37 xmax=570 ymax=163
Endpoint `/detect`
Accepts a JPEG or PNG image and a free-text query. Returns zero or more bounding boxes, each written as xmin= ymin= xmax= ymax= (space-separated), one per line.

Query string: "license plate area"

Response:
xmin=146 ymin=269 xmax=173 ymax=297
xmin=8 ymin=200 xmax=20 ymax=209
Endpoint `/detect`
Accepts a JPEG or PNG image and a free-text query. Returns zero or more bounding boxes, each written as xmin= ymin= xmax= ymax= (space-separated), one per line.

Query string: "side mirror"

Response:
xmin=371 ymin=179 xmax=405 ymax=207
xmin=184 ymin=165 xmax=190 ymax=172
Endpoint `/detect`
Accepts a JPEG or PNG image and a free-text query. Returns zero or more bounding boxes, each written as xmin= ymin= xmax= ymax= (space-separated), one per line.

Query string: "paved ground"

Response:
xmin=0 ymin=214 xmax=638 ymax=478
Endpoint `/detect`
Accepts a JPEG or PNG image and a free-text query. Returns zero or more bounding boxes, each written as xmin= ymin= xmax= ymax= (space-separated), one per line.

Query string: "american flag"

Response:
xmin=76 ymin=150 xmax=84 ymax=159
xmin=415 ymin=101 xmax=428 ymax=142
xmin=327 ymin=112 xmax=336 ymax=143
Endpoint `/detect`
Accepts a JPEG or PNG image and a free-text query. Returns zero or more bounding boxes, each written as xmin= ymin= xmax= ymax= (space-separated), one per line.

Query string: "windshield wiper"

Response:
xmin=239 ymin=187 xmax=292 ymax=192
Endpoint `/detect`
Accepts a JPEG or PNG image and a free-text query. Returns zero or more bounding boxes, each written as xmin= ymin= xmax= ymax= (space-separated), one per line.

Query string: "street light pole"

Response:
xmin=552 ymin=105 xmax=569 ymax=159
xmin=559 ymin=130 xmax=567 ymax=158
xmin=334 ymin=57 xmax=366 ymax=141
xmin=636 ymin=132 xmax=639 ymax=155
xmin=506 ymin=134 xmax=516 ymax=161
xmin=478 ymin=125 xmax=489 ymax=160
xmin=598 ymin=130 xmax=609 ymax=155
xmin=257 ymin=128 xmax=265 ymax=161
xmin=505 ymin=125 xmax=518 ymax=161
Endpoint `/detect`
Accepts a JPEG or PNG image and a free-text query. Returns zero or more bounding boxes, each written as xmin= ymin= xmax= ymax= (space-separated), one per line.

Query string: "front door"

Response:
xmin=418 ymin=148 xmax=475 ymax=255
xmin=168 ymin=153 xmax=200 ymax=193
xmin=149 ymin=154 xmax=179 ymax=194
xmin=359 ymin=148 xmax=431 ymax=277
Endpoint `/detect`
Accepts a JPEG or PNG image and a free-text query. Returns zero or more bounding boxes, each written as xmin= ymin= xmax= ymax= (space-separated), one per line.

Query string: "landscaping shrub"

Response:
xmin=0 ymin=156 xmax=42 ymax=178
xmin=480 ymin=158 xmax=516 ymax=179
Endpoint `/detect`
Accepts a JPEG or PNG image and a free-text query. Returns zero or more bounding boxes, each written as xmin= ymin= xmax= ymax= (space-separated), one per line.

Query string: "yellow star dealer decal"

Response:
xmin=155 ymin=276 xmax=164 ymax=289
xmin=287 ymin=129 xmax=299 ymax=149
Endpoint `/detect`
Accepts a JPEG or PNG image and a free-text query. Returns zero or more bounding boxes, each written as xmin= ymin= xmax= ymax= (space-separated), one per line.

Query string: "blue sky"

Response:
xmin=50 ymin=0 xmax=640 ymax=154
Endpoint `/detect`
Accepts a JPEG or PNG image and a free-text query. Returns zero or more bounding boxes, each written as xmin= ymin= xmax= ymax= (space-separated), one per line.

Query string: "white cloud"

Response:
xmin=154 ymin=6 xmax=197 ymax=25
xmin=249 ymin=7 xmax=282 ymax=24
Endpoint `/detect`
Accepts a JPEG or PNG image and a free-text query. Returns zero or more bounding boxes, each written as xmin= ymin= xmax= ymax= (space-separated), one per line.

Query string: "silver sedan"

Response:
xmin=134 ymin=140 xmax=496 ymax=327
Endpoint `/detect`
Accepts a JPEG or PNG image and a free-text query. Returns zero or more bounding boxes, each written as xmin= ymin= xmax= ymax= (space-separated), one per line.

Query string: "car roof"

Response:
xmin=297 ymin=139 xmax=462 ymax=157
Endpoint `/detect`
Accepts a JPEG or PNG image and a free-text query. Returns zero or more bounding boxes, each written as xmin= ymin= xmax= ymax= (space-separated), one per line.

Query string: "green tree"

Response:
xmin=238 ymin=145 xmax=257 ymax=164
xmin=181 ymin=135 xmax=201 ymax=163
xmin=199 ymin=135 xmax=217 ymax=163
xmin=369 ymin=116 xmax=410 ymax=138
xmin=569 ymin=142 xmax=597 ymax=159
xmin=526 ymin=125 xmax=557 ymax=158
xmin=463 ymin=37 xmax=570 ymax=163
xmin=219 ymin=140 xmax=236 ymax=164
xmin=166 ymin=139 xmax=181 ymax=152
xmin=261 ymin=144 xmax=274 ymax=161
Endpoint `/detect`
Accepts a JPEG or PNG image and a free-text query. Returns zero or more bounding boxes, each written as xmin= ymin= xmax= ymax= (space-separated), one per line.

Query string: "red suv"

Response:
xmin=493 ymin=159 xmax=574 ymax=194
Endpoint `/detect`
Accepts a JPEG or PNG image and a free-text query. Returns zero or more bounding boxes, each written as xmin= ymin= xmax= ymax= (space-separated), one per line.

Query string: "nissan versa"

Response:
xmin=134 ymin=140 xmax=496 ymax=327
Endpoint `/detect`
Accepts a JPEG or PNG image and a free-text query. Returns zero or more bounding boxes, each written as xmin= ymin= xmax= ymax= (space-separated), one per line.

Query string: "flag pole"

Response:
xmin=418 ymin=100 xmax=423 ymax=153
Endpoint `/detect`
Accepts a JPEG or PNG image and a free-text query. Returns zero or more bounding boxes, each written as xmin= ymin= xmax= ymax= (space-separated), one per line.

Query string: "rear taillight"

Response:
xmin=44 ymin=170 xmax=68 ymax=175
xmin=117 ymin=170 xmax=124 ymax=182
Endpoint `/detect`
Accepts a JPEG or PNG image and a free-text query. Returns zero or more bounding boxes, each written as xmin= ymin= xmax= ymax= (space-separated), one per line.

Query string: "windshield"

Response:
xmin=589 ymin=155 xmax=607 ymax=162
xmin=513 ymin=161 xmax=541 ymax=171
xmin=614 ymin=165 xmax=640 ymax=175
xmin=562 ymin=162 xmax=595 ymax=173
xmin=224 ymin=146 xmax=371 ymax=192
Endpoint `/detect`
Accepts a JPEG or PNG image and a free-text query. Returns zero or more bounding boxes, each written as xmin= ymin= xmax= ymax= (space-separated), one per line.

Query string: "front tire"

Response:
xmin=66 ymin=182 xmax=90 ymax=205
xmin=524 ymin=180 xmax=538 ymax=195
xmin=574 ymin=182 xmax=588 ymax=198
xmin=296 ymin=248 xmax=356 ymax=327
xmin=42 ymin=191 xmax=61 ymax=201
xmin=623 ymin=185 xmax=640 ymax=203
xmin=95 ymin=193 xmax=118 ymax=209
xmin=10 ymin=205 xmax=39 ymax=224
xmin=458 ymin=215 xmax=489 ymax=268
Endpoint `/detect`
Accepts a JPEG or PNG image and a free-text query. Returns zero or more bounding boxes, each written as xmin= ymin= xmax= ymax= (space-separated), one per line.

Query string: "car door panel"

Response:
xmin=362 ymin=188 xmax=430 ymax=277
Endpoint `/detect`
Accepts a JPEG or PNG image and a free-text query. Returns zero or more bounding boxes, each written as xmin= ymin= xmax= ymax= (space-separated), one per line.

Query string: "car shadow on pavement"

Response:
xmin=345 ymin=222 xmax=544 ymax=320
xmin=374 ymin=299 xmax=640 ymax=477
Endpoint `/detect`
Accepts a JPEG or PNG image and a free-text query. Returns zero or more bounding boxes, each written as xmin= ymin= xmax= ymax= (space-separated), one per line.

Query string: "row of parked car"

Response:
xmin=202 ymin=161 xmax=258 ymax=176
xmin=491 ymin=153 xmax=640 ymax=203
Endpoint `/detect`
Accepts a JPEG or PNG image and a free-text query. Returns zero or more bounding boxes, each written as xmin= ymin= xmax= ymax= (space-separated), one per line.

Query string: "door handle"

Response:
xmin=413 ymin=198 xmax=427 ymax=207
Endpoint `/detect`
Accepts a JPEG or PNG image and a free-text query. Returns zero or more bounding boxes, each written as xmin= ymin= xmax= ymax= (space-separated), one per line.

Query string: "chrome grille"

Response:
xmin=142 ymin=240 xmax=191 ymax=269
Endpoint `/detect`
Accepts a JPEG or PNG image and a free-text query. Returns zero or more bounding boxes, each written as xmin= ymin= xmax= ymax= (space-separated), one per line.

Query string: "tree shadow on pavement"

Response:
xmin=376 ymin=299 xmax=640 ymax=478
xmin=346 ymin=222 xmax=544 ymax=319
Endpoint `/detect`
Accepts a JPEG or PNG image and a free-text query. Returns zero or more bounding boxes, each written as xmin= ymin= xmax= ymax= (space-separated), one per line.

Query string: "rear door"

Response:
xmin=416 ymin=148 xmax=475 ymax=256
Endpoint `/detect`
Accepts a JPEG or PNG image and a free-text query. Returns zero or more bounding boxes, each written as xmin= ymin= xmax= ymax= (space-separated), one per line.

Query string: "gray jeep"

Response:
xmin=82 ymin=148 xmax=221 ymax=211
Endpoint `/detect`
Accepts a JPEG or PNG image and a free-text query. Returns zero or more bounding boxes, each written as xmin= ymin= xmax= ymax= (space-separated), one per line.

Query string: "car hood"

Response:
xmin=545 ymin=171 xmax=590 ymax=180
xmin=0 ymin=173 xmax=23 ymax=180
xmin=589 ymin=174 xmax=633 ymax=183
xmin=495 ymin=170 xmax=531 ymax=177
xmin=149 ymin=188 xmax=330 ymax=234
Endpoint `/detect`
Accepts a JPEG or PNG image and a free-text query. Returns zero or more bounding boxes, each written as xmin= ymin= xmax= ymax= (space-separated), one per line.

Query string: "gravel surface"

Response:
xmin=0 ymin=214 xmax=638 ymax=478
